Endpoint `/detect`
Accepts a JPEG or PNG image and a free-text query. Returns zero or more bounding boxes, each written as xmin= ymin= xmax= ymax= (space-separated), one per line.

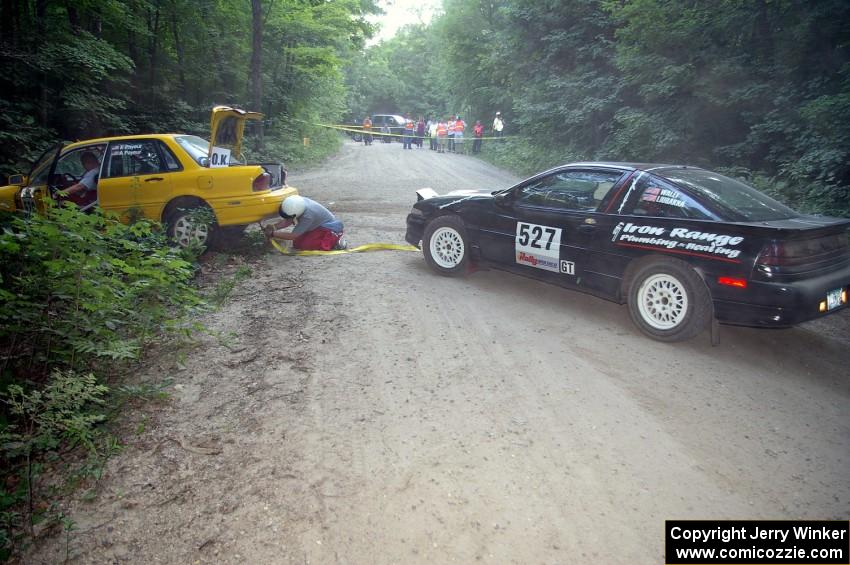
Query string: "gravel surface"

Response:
xmin=28 ymin=139 xmax=850 ymax=564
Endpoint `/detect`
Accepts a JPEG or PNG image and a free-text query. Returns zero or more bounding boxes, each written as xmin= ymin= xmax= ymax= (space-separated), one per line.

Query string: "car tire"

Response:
xmin=626 ymin=257 xmax=712 ymax=342
xmin=422 ymin=215 xmax=470 ymax=276
xmin=352 ymin=133 xmax=363 ymax=142
xmin=166 ymin=204 xmax=216 ymax=249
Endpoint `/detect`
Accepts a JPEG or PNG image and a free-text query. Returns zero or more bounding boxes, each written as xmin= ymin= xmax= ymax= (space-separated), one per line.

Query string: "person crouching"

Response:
xmin=266 ymin=195 xmax=347 ymax=250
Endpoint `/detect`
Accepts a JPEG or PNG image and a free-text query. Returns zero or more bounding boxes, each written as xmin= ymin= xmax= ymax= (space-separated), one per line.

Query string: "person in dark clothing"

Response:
xmin=416 ymin=117 xmax=426 ymax=148
xmin=472 ymin=120 xmax=484 ymax=153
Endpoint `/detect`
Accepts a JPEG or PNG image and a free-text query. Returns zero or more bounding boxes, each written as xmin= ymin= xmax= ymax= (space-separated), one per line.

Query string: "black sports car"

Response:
xmin=404 ymin=163 xmax=850 ymax=342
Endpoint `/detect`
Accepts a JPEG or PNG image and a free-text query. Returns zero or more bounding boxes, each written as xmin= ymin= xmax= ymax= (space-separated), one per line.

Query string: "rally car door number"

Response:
xmin=515 ymin=222 xmax=562 ymax=272
xmin=518 ymin=223 xmax=558 ymax=249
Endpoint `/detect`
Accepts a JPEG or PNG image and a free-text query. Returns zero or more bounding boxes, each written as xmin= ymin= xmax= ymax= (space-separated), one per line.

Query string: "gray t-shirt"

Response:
xmin=292 ymin=198 xmax=343 ymax=235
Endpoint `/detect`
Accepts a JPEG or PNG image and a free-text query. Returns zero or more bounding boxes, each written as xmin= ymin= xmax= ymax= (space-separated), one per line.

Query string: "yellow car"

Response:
xmin=0 ymin=106 xmax=298 ymax=247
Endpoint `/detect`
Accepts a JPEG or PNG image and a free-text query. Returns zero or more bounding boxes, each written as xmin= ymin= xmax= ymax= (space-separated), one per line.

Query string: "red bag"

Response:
xmin=293 ymin=227 xmax=341 ymax=251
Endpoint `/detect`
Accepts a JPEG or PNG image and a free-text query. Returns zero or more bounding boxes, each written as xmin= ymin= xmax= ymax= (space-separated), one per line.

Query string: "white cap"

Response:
xmin=280 ymin=195 xmax=306 ymax=218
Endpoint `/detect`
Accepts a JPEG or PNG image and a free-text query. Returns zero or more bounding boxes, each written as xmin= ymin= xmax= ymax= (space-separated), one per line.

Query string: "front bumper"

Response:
xmin=405 ymin=213 xmax=426 ymax=248
xmin=710 ymin=266 xmax=850 ymax=327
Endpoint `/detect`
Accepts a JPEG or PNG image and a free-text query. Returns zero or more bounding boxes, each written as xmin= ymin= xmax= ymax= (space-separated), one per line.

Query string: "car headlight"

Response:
xmin=409 ymin=208 xmax=424 ymax=217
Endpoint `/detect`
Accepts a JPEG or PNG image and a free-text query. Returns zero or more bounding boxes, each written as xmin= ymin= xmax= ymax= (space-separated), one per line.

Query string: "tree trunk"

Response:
xmin=148 ymin=1 xmax=161 ymax=108
xmin=251 ymin=0 xmax=264 ymax=149
xmin=170 ymin=6 xmax=187 ymax=95
xmin=36 ymin=0 xmax=48 ymax=127
xmin=1 ymin=0 xmax=15 ymax=46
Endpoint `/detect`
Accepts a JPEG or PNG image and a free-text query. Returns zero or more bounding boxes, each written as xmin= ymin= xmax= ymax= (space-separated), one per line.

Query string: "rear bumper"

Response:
xmin=211 ymin=185 xmax=298 ymax=226
xmin=710 ymin=266 xmax=850 ymax=327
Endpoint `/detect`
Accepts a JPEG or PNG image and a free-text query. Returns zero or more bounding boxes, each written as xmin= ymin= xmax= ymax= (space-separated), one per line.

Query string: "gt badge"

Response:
xmin=560 ymin=260 xmax=575 ymax=275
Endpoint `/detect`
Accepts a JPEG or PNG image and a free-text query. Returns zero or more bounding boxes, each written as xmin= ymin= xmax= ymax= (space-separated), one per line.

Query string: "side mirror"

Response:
xmin=7 ymin=174 xmax=27 ymax=186
xmin=494 ymin=191 xmax=513 ymax=207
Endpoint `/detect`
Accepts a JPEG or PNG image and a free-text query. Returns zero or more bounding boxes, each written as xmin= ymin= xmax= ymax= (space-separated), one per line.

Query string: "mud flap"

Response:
xmin=710 ymin=316 xmax=720 ymax=346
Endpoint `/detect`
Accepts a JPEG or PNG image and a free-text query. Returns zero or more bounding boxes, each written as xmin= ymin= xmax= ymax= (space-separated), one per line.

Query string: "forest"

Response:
xmin=0 ymin=0 xmax=381 ymax=174
xmin=347 ymin=0 xmax=850 ymax=217
xmin=0 ymin=0 xmax=848 ymax=557
xmin=1 ymin=1 xmax=847 ymax=216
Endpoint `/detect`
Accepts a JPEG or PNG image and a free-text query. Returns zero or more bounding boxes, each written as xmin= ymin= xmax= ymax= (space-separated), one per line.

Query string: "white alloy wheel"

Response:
xmin=172 ymin=213 xmax=211 ymax=247
xmin=636 ymin=273 xmax=689 ymax=330
xmin=429 ymin=226 xmax=465 ymax=269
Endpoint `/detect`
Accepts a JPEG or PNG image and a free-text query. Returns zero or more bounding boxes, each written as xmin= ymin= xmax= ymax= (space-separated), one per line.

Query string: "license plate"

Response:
xmin=826 ymin=288 xmax=843 ymax=310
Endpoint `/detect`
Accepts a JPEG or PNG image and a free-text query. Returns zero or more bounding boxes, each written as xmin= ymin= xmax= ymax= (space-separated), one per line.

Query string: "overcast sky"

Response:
xmin=367 ymin=0 xmax=443 ymax=44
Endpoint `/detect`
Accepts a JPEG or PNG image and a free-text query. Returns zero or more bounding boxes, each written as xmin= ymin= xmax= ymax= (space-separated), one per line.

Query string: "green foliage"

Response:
xmin=1 ymin=370 xmax=108 ymax=457
xmin=348 ymin=0 xmax=850 ymax=217
xmin=0 ymin=0 xmax=382 ymax=179
xmin=208 ymin=265 xmax=253 ymax=307
xmin=0 ymin=203 xmax=204 ymax=556
xmin=0 ymin=204 xmax=203 ymax=372
xmin=476 ymin=138 xmax=576 ymax=178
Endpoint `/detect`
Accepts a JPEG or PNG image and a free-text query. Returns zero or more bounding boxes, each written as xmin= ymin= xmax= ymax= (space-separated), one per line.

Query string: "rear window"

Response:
xmin=174 ymin=135 xmax=210 ymax=165
xmin=660 ymin=168 xmax=797 ymax=222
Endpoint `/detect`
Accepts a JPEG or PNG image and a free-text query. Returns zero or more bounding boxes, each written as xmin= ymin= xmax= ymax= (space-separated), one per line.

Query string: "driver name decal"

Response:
xmin=516 ymin=222 xmax=562 ymax=272
xmin=612 ymin=222 xmax=744 ymax=261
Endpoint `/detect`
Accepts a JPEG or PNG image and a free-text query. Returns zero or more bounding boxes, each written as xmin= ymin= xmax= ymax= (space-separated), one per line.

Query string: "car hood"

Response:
xmin=416 ymin=187 xmax=493 ymax=201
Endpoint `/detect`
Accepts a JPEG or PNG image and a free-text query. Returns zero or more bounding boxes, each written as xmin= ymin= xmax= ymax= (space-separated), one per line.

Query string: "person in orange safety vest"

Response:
xmin=436 ymin=120 xmax=448 ymax=153
xmin=403 ymin=114 xmax=415 ymax=150
xmin=451 ymin=115 xmax=466 ymax=153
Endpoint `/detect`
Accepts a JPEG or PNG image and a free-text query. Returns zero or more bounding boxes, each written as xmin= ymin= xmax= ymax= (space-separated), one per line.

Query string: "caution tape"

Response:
xmin=289 ymin=117 xmax=510 ymax=141
xmin=270 ymin=238 xmax=418 ymax=256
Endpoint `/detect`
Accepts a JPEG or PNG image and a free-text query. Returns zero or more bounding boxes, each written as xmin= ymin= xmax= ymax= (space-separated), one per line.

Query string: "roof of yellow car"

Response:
xmin=64 ymin=133 xmax=187 ymax=149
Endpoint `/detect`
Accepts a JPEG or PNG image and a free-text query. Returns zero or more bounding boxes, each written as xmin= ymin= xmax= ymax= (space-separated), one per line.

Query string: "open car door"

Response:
xmin=208 ymin=105 xmax=263 ymax=166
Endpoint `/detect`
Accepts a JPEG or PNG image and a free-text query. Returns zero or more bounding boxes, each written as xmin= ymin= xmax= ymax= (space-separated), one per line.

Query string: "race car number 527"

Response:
xmin=515 ymin=222 xmax=562 ymax=272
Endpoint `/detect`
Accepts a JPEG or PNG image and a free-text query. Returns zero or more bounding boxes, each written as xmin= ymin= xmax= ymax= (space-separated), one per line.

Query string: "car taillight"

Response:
xmin=756 ymin=242 xmax=783 ymax=267
xmin=758 ymin=235 xmax=848 ymax=268
xmin=252 ymin=172 xmax=271 ymax=192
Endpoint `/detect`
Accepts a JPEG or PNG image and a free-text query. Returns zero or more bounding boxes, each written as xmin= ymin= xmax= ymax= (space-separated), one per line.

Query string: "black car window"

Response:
xmin=105 ymin=140 xmax=166 ymax=178
xmin=517 ymin=170 xmax=623 ymax=211
xmin=659 ymin=168 xmax=797 ymax=221
xmin=626 ymin=174 xmax=714 ymax=219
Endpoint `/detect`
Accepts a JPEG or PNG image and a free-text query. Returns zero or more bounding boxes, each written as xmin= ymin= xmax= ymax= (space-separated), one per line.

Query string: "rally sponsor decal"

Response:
xmin=640 ymin=185 xmax=686 ymax=208
xmin=611 ymin=221 xmax=744 ymax=260
xmin=112 ymin=143 xmax=144 ymax=157
xmin=516 ymin=222 xmax=561 ymax=272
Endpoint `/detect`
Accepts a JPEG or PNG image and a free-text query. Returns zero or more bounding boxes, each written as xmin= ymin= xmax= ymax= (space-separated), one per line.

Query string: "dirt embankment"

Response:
xmin=28 ymin=140 xmax=850 ymax=564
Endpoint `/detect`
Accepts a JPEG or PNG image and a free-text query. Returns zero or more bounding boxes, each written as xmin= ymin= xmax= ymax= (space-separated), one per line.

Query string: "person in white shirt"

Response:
xmin=493 ymin=111 xmax=504 ymax=138
xmin=61 ymin=151 xmax=100 ymax=198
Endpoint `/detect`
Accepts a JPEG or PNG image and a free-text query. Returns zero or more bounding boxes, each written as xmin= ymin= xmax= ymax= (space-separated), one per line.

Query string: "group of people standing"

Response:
xmin=360 ymin=112 xmax=505 ymax=153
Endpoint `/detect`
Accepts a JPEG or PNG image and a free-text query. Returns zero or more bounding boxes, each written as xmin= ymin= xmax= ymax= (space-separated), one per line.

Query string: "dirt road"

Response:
xmin=30 ymin=140 xmax=850 ymax=564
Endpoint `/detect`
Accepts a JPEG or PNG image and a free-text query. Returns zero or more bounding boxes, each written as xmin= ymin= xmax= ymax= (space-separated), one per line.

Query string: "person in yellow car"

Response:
xmin=266 ymin=195 xmax=347 ymax=251
xmin=59 ymin=151 xmax=100 ymax=208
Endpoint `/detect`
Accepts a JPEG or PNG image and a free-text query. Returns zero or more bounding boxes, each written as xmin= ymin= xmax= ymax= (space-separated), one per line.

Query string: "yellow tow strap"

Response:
xmin=270 ymin=238 xmax=418 ymax=256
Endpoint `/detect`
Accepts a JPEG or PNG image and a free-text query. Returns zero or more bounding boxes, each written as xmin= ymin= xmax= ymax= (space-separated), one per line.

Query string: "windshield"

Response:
xmin=661 ymin=168 xmax=798 ymax=222
xmin=174 ymin=135 xmax=210 ymax=165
